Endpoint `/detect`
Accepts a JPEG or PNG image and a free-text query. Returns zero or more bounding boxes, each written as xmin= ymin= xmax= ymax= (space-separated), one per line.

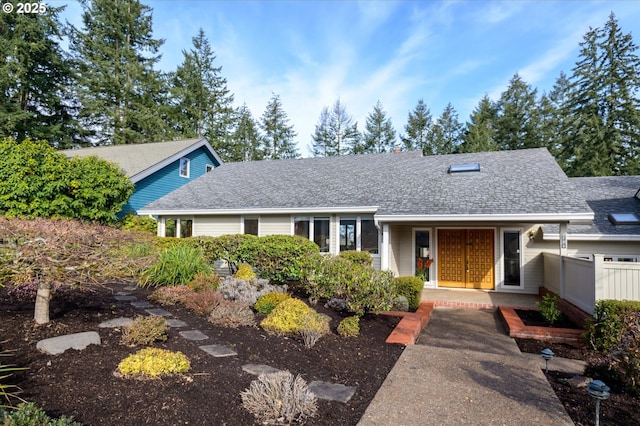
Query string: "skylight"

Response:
xmin=608 ymin=213 xmax=640 ymax=225
xmin=448 ymin=163 xmax=480 ymax=174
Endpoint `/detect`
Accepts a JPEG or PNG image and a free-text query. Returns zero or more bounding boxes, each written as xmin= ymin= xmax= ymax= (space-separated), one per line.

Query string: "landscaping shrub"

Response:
xmin=199 ymin=234 xmax=258 ymax=274
xmin=148 ymin=286 xmax=194 ymax=306
xmin=344 ymin=269 xmax=395 ymax=315
xmin=584 ymin=299 xmax=640 ymax=352
xmin=235 ymin=235 xmax=320 ymax=283
xmin=184 ymin=289 xmax=224 ymax=315
xmin=234 ymin=263 xmax=257 ymax=280
xmin=261 ymin=298 xmax=326 ymax=336
xmin=208 ymin=301 xmax=256 ymax=328
xmin=0 ymin=353 xmax=23 ymax=406
xmin=585 ymin=310 xmax=640 ymax=394
xmin=337 ymin=316 xmax=360 ymax=337
xmin=394 ymin=276 xmax=424 ymax=310
xmin=139 ymin=244 xmax=211 ymax=288
xmin=254 ymin=292 xmax=291 ymax=315
xmin=536 ymin=292 xmax=563 ymax=326
xmin=186 ymin=273 xmax=221 ymax=292
xmin=339 ymin=250 xmax=373 ymax=266
xmin=118 ymin=214 xmax=157 ymax=234
xmin=299 ymin=311 xmax=331 ymax=348
xmin=121 ymin=315 xmax=168 ymax=346
xmin=217 ymin=276 xmax=285 ymax=306
xmin=391 ymin=295 xmax=409 ymax=312
xmin=241 ymin=371 xmax=318 ymax=424
xmin=117 ymin=348 xmax=190 ymax=378
xmin=1 ymin=402 xmax=82 ymax=426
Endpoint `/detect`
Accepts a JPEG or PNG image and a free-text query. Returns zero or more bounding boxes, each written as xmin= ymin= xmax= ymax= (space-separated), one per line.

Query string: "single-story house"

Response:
xmin=139 ymin=147 xmax=597 ymax=296
xmin=62 ymin=138 xmax=222 ymax=216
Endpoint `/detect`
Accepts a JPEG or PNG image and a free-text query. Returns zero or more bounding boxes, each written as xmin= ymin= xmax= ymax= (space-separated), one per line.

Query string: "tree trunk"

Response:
xmin=34 ymin=280 xmax=51 ymax=325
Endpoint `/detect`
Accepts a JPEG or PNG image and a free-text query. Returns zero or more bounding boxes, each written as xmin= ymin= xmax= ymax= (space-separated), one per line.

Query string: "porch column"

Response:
xmin=158 ymin=217 xmax=165 ymax=237
xmin=381 ymin=223 xmax=390 ymax=270
xmin=558 ymin=222 xmax=568 ymax=298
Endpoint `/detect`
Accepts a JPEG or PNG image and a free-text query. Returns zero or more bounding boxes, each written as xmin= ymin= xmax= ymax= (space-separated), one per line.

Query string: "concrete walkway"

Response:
xmin=358 ymin=307 xmax=574 ymax=425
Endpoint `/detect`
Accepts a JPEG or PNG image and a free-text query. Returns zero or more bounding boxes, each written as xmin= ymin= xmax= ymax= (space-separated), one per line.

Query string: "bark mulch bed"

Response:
xmin=516 ymin=332 xmax=640 ymax=425
xmin=0 ymin=283 xmax=404 ymax=425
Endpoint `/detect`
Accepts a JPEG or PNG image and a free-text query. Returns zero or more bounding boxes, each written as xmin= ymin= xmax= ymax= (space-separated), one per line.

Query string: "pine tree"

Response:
xmin=400 ymin=99 xmax=433 ymax=154
xmin=494 ymin=73 xmax=542 ymax=150
xmin=0 ymin=2 xmax=80 ymax=148
xmin=429 ymin=103 xmax=462 ymax=155
xmin=459 ymin=96 xmax=498 ymax=153
xmin=170 ymin=28 xmax=235 ymax=149
xmin=560 ymin=13 xmax=640 ymax=176
xmin=362 ymin=100 xmax=396 ymax=153
xmin=70 ymin=0 xmax=172 ymax=145
xmin=228 ymin=104 xmax=264 ymax=162
xmin=260 ymin=93 xmax=299 ymax=159
xmin=539 ymin=72 xmax=571 ymax=159
xmin=311 ymin=99 xmax=360 ymax=156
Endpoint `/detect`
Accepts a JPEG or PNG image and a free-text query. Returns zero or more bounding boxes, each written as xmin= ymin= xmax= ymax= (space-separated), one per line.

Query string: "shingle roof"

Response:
xmin=543 ymin=175 xmax=640 ymax=237
xmin=60 ymin=138 xmax=217 ymax=181
xmin=140 ymin=147 xmax=593 ymax=220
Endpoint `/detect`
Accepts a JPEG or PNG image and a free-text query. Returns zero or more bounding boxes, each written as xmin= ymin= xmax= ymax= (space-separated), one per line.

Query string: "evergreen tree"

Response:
xmin=561 ymin=13 xmax=640 ymax=176
xmin=70 ymin=0 xmax=172 ymax=145
xmin=170 ymin=28 xmax=235 ymax=149
xmin=459 ymin=95 xmax=498 ymax=153
xmin=400 ymin=99 xmax=433 ymax=154
xmin=362 ymin=100 xmax=396 ymax=153
xmin=539 ymin=72 xmax=571 ymax=159
xmin=260 ymin=93 xmax=299 ymax=159
xmin=228 ymin=104 xmax=264 ymax=162
xmin=494 ymin=73 xmax=542 ymax=150
xmin=429 ymin=103 xmax=462 ymax=155
xmin=0 ymin=2 xmax=80 ymax=148
xmin=310 ymin=99 xmax=360 ymax=156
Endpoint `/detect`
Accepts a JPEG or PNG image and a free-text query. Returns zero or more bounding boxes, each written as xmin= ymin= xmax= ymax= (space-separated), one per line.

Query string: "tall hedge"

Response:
xmin=0 ymin=138 xmax=133 ymax=223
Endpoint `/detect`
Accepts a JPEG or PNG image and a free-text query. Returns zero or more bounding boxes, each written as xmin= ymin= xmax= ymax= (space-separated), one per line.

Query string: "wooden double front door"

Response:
xmin=437 ymin=229 xmax=494 ymax=289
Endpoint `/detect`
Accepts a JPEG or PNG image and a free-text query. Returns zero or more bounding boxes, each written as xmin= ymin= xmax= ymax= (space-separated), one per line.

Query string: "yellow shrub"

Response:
xmin=117 ymin=348 xmax=190 ymax=378
xmin=261 ymin=298 xmax=317 ymax=335
xmin=337 ymin=315 xmax=360 ymax=337
xmin=254 ymin=291 xmax=291 ymax=315
xmin=234 ymin=263 xmax=257 ymax=280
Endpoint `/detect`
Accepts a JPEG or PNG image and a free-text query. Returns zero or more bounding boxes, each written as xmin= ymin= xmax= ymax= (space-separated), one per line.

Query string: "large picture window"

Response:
xmin=338 ymin=216 xmax=379 ymax=254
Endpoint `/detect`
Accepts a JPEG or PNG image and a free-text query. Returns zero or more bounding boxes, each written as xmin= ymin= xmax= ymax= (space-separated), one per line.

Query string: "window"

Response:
xmin=608 ymin=213 xmax=640 ymax=225
xmin=361 ymin=219 xmax=379 ymax=254
xmin=179 ymin=158 xmax=190 ymax=178
xmin=340 ymin=219 xmax=356 ymax=251
xmin=205 ymin=164 xmax=214 ymax=173
xmin=294 ymin=217 xmax=310 ymax=238
xmin=244 ymin=217 xmax=258 ymax=236
xmin=163 ymin=218 xmax=192 ymax=238
xmin=314 ymin=218 xmax=330 ymax=253
xmin=448 ymin=163 xmax=480 ymax=173
xmin=180 ymin=220 xmax=192 ymax=238
xmin=503 ymin=230 xmax=521 ymax=286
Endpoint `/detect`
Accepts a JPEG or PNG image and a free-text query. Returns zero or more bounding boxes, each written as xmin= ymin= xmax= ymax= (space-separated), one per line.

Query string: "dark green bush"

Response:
xmin=584 ymin=299 xmax=640 ymax=352
xmin=536 ymin=292 xmax=563 ymax=326
xmin=235 ymin=235 xmax=320 ymax=283
xmin=119 ymin=214 xmax=157 ymax=234
xmin=1 ymin=402 xmax=82 ymax=425
xmin=338 ymin=250 xmax=373 ymax=266
xmin=394 ymin=276 xmax=424 ymax=310
xmin=198 ymin=234 xmax=258 ymax=273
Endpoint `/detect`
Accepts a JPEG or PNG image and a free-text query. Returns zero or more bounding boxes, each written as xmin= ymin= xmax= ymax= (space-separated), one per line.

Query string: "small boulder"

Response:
xmin=37 ymin=331 xmax=101 ymax=355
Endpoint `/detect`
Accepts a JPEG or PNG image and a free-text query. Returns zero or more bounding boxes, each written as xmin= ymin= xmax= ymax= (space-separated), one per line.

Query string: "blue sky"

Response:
xmin=55 ymin=0 xmax=640 ymax=156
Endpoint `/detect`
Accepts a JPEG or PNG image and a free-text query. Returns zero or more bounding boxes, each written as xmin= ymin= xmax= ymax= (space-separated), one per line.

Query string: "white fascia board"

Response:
xmin=373 ymin=213 xmax=594 ymax=224
xmin=543 ymin=233 xmax=640 ymax=242
xmin=138 ymin=206 xmax=380 ymax=216
xmin=129 ymin=138 xmax=221 ymax=183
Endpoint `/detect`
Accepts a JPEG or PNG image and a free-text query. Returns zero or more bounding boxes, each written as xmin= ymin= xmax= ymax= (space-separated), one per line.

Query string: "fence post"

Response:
xmin=593 ymin=254 xmax=604 ymax=301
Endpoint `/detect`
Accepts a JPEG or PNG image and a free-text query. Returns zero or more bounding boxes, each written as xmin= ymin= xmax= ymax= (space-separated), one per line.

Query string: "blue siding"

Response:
xmin=121 ymin=147 xmax=220 ymax=215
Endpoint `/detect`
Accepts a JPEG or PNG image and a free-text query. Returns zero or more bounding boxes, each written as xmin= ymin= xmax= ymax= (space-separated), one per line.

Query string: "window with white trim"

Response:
xmin=179 ymin=158 xmax=190 ymax=178
xmin=294 ymin=216 xmax=330 ymax=253
xmin=205 ymin=164 xmax=214 ymax=173
xmin=503 ymin=230 xmax=521 ymax=286
xmin=339 ymin=216 xmax=379 ymax=254
xmin=243 ymin=217 xmax=258 ymax=236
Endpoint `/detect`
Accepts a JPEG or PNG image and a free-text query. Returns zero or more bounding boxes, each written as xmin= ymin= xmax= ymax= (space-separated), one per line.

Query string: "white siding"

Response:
xmin=259 ymin=215 xmax=291 ymax=236
xmin=193 ymin=216 xmax=241 ymax=236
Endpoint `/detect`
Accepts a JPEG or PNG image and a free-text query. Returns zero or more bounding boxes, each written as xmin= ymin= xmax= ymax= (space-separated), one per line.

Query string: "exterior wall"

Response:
xmin=193 ymin=215 xmax=241 ymax=236
xmin=259 ymin=215 xmax=291 ymax=236
xmin=125 ymin=147 xmax=220 ymax=215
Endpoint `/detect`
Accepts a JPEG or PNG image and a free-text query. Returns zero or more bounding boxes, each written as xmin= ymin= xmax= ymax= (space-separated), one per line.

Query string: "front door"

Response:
xmin=437 ymin=229 xmax=494 ymax=289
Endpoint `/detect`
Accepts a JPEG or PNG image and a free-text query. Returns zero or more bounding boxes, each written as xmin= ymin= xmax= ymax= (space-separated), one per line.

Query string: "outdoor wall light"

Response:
xmin=540 ymin=348 xmax=554 ymax=373
xmin=587 ymin=380 xmax=610 ymax=426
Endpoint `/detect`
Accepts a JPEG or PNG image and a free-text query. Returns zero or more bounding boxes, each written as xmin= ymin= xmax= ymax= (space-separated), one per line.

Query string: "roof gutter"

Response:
xmin=373 ymin=213 xmax=594 ymax=225
xmin=138 ymin=206 xmax=380 ymax=216
xmin=543 ymin=233 xmax=640 ymax=242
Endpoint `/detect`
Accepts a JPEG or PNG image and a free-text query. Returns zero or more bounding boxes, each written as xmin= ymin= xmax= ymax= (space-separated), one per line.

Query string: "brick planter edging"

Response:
xmin=499 ymin=306 xmax=584 ymax=344
xmin=380 ymin=302 xmax=434 ymax=345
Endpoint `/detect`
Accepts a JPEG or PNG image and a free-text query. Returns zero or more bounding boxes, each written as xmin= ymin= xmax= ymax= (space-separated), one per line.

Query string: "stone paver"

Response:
xmin=179 ymin=330 xmax=208 ymax=341
xmin=123 ymin=286 xmax=137 ymax=291
xmin=145 ymin=308 xmax=172 ymax=317
xmin=36 ymin=331 xmax=101 ymax=355
xmin=308 ymin=381 xmax=356 ymax=403
xmin=98 ymin=317 xmax=133 ymax=328
xmin=165 ymin=319 xmax=188 ymax=328
xmin=242 ymin=364 xmax=283 ymax=376
xmin=131 ymin=301 xmax=154 ymax=308
xmin=115 ymin=291 xmax=132 ymax=296
xmin=199 ymin=344 xmax=237 ymax=357
xmin=114 ymin=295 xmax=137 ymax=301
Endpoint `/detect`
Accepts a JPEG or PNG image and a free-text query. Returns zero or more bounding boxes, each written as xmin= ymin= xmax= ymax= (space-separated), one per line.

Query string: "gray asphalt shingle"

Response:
xmin=141 ymin=147 xmax=592 ymax=218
